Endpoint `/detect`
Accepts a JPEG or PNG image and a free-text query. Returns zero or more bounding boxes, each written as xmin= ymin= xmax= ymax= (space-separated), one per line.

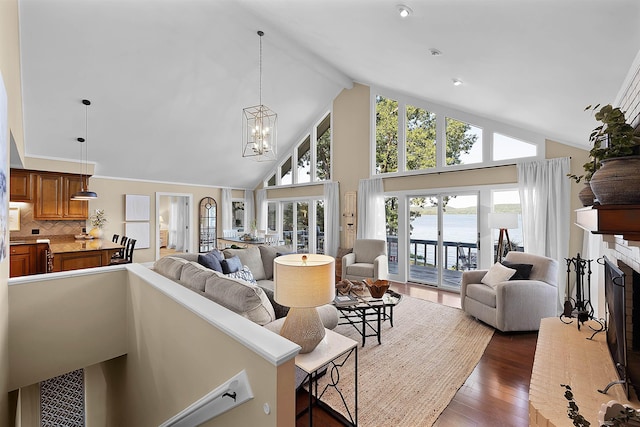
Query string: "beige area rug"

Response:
xmin=316 ymin=296 xmax=494 ymax=427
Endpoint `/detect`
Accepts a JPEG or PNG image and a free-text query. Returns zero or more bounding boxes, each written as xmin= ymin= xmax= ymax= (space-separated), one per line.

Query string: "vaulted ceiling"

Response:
xmin=16 ymin=0 xmax=640 ymax=189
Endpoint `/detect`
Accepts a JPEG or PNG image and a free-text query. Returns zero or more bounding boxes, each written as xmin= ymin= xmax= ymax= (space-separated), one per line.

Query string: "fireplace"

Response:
xmin=617 ymin=260 xmax=640 ymax=397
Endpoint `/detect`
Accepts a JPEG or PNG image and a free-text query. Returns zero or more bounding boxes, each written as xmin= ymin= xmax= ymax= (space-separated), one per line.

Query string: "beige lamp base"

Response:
xmin=280 ymin=307 xmax=325 ymax=354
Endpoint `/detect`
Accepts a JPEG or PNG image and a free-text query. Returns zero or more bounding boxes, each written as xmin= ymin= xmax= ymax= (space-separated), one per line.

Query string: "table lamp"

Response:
xmin=488 ymin=212 xmax=519 ymax=262
xmin=274 ymin=254 xmax=335 ymax=353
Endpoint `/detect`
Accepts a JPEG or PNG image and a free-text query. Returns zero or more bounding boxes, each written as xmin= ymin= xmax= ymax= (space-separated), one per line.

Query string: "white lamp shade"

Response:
xmin=488 ymin=212 xmax=518 ymax=229
xmin=274 ymin=254 xmax=335 ymax=308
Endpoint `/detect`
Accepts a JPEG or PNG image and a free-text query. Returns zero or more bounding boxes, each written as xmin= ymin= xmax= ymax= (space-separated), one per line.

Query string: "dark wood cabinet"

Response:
xmin=9 ymin=169 xmax=33 ymax=202
xmin=62 ymin=175 xmax=89 ymax=219
xmin=32 ymin=172 xmax=88 ymax=220
xmin=9 ymin=243 xmax=50 ymax=278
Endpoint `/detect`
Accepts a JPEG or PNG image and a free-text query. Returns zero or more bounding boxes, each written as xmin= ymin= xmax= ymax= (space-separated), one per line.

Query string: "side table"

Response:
xmin=295 ymin=329 xmax=358 ymax=426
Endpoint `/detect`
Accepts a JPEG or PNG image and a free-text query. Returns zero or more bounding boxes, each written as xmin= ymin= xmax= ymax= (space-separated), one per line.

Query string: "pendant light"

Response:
xmin=242 ymin=30 xmax=277 ymax=162
xmin=71 ymin=99 xmax=98 ymax=200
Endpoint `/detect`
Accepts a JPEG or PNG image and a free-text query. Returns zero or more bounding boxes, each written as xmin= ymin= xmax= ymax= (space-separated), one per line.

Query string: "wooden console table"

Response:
xmin=530 ymin=318 xmax=638 ymax=426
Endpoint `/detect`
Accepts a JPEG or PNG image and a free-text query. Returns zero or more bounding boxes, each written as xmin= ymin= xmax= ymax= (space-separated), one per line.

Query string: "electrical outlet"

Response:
xmin=31 ymin=229 xmax=40 ymax=235
xmin=82 ymin=227 xmax=86 ymax=233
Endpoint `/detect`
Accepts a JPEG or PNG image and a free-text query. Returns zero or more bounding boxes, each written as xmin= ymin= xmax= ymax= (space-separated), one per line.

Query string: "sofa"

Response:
xmin=461 ymin=251 xmax=558 ymax=332
xmin=153 ymin=245 xmax=339 ymax=333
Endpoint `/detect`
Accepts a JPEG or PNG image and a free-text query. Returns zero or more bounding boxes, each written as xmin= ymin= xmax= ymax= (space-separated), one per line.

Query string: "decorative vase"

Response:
xmin=590 ymin=156 xmax=640 ymax=205
xmin=89 ymin=227 xmax=103 ymax=239
xmin=578 ymin=182 xmax=596 ymax=207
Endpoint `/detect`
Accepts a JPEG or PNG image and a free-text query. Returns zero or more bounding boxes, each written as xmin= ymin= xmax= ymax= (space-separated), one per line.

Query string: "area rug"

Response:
xmin=316 ymin=295 xmax=494 ymax=426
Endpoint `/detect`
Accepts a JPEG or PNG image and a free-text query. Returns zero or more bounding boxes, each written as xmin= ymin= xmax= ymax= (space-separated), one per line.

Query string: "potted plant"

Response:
xmin=569 ymin=104 xmax=640 ymax=205
xmin=88 ymin=209 xmax=107 ymax=239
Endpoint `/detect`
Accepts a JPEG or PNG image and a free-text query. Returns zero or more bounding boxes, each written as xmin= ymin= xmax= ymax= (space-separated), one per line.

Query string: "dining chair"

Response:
xmin=112 ymin=234 xmax=120 ymax=243
xmin=110 ymin=238 xmax=136 ymax=265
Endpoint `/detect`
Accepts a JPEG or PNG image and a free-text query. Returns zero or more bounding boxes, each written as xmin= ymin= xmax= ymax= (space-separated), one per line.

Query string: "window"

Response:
xmin=375 ymin=95 xmax=398 ymax=174
xmin=281 ymin=156 xmax=292 ymax=185
xmin=446 ymin=118 xmax=482 ymax=166
xmin=316 ymin=200 xmax=325 ymax=254
xmin=232 ymin=201 xmax=244 ymax=231
xmin=373 ymin=89 xmax=543 ymax=177
xmin=491 ymin=189 xmax=523 ymax=252
xmin=316 ymin=113 xmax=331 ymax=181
xmin=297 ymin=136 xmax=311 ymax=184
xmin=406 ymin=105 xmax=436 ymax=171
xmin=493 ymin=133 xmax=537 ymax=161
xmin=270 ymin=198 xmax=324 ymax=253
xmin=263 ymin=111 xmax=331 ymax=187
xmin=267 ymin=201 xmax=277 ymax=231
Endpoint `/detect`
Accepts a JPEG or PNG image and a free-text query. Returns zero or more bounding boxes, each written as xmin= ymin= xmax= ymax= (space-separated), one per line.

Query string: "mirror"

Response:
xmin=199 ymin=197 xmax=217 ymax=253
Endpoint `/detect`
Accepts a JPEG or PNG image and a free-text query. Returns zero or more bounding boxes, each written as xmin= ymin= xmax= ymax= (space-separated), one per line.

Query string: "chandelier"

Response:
xmin=242 ymin=30 xmax=277 ymax=162
xmin=71 ymin=99 xmax=98 ymax=200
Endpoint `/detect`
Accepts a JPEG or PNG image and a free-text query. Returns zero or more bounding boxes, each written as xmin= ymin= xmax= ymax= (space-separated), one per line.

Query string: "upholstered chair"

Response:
xmin=342 ymin=239 xmax=389 ymax=282
xmin=461 ymin=251 xmax=558 ymax=332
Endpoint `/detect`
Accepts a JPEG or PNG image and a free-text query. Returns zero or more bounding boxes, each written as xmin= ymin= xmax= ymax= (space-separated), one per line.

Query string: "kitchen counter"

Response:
xmin=50 ymin=239 xmax=123 ymax=272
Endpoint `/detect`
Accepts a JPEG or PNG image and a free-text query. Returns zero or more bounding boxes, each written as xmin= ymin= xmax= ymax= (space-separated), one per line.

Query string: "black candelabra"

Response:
xmin=560 ymin=254 xmax=603 ymax=338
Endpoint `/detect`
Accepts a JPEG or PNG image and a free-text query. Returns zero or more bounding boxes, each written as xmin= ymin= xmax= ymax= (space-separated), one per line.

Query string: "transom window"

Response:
xmin=374 ymin=89 xmax=542 ymax=175
xmin=265 ymin=111 xmax=331 ymax=187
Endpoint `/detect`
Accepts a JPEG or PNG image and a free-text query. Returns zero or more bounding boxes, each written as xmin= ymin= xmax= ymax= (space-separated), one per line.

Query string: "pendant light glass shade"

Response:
xmin=71 ymin=99 xmax=98 ymax=200
xmin=242 ymin=30 xmax=277 ymax=162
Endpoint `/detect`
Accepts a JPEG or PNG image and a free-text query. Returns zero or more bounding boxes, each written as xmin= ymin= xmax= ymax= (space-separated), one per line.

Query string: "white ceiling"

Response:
xmin=16 ymin=0 xmax=640 ymax=189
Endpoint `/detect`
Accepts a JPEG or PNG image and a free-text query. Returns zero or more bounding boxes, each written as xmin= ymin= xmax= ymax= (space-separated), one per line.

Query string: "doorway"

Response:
xmin=155 ymin=192 xmax=193 ymax=260
xmin=407 ymin=192 xmax=479 ymax=291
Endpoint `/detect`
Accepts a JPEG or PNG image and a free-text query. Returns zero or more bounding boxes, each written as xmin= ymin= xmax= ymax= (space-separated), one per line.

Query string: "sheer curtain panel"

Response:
xmin=244 ymin=190 xmax=255 ymax=230
xmin=221 ymin=188 xmax=233 ymax=232
xmin=255 ymin=189 xmax=267 ymax=232
xmin=517 ymin=157 xmax=570 ymax=314
xmin=324 ymin=182 xmax=340 ymax=257
xmin=357 ymin=178 xmax=386 ymax=240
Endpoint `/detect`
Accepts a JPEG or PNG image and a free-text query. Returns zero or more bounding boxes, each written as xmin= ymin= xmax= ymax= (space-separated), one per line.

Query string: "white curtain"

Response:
xmin=357 ymin=177 xmax=386 ymax=240
xmin=324 ymin=181 xmax=340 ymax=257
xmin=244 ymin=190 xmax=255 ymax=231
xmin=517 ymin=157 xmax=570 ymax=314
xmin=255 ymin=189 xmax=267 ymax=231
xmin=168 ymin=196 xmax=188 ymax=251
xmin=221 ymin=188 xmax=232 ymax=231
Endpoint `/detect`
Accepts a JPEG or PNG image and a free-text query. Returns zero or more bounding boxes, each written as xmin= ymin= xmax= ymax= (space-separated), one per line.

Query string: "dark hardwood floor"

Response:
xmin=296 ymin=282 xmax=538 ymax=427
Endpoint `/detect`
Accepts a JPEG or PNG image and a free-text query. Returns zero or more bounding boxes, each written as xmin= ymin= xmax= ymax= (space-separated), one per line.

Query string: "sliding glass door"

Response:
xmin=407 ymin=192 xmax=479 ymax=290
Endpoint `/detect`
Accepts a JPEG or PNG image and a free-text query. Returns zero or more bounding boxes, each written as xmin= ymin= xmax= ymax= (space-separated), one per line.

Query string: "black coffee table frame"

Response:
xmin=335 ymin=290 xmax=402 ymax=347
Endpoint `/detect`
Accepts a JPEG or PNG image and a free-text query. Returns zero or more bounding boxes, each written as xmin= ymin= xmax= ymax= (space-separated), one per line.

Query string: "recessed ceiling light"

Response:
xmin=429 ymin=48 xmax=442 ymax=56
xmin=452 ymin=78 xmax=463 ymax=86
xmin=397 ymin=5 xmax=412 ymax=18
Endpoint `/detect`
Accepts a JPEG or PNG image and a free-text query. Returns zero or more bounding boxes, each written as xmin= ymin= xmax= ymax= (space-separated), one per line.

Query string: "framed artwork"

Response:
xmin=125 ymin=222 xmax=150 ymax=249
xmin=125 ymin=194 xmax=150 ymax=221
xmin=9 ymin=207 xmax=20 ymax=231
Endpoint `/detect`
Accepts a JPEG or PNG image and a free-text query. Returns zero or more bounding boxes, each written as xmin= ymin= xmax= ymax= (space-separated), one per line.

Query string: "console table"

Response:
xmin=530 ymin=317 xmax=638 ymax=426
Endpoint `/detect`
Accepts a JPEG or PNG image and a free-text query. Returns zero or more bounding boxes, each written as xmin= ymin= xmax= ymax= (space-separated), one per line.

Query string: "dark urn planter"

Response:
xmin=578 ymin=182 xmax=596 ymax=207
xmin=590 ymin=156 xmax=640 ymax=205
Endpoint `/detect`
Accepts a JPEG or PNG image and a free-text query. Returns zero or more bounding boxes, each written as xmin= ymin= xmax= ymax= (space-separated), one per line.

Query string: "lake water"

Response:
xmin=393 ymin=214 xmax=523 ymax=268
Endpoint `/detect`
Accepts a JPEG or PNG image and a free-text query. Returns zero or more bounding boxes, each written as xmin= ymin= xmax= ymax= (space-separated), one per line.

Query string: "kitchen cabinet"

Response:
xmin=33 ymin=172 xmax=88 ymax=220
xmin=9 ymin=243 xmax=50 ymax=278
xmin=9 ymin=169 xmax=33 ymax=202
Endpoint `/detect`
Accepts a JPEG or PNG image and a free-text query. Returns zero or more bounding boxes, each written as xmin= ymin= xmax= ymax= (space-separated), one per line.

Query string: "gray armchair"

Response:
xmin=342 ymin=239 xmax=389 ymax=282
xmin=461 ymin=251 xmax=558 ymax=332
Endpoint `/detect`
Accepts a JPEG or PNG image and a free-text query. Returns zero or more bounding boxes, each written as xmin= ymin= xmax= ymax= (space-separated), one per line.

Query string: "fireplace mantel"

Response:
xmin=576 ymin=205 xmax=640 ymax=243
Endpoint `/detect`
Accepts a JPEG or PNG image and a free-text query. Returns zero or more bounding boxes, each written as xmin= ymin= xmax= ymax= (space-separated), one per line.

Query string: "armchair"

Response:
xmin=342 ymin=239 xmax=389 ymax=282
xmin=461 ymin=251 xmax=558 ymax=332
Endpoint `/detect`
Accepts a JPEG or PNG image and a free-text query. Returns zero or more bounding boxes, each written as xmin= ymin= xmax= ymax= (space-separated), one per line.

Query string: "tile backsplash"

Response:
xmin=9 ymin=203 xmax=86 ymax=239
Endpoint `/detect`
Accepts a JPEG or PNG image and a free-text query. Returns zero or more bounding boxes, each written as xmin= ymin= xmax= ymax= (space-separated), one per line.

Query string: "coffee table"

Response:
xmin=334 ymin=288 xmax=402 ymax=347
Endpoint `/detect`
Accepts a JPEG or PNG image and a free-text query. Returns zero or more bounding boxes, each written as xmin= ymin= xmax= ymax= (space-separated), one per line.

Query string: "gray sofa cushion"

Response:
xmin=224 ymin=246 xmax=266 ymax=280
xmin=258 ymin=244 xmax=292 ymax=279
xmin=179 ymin=262 xmax=212 ymax=292
xmin=154 ymin=256 xmax=190 ymax=280
xmin=204 ymin=271 xmax=276 ymax=325
xmin=466 ymin=283 xmax=497 ymax=308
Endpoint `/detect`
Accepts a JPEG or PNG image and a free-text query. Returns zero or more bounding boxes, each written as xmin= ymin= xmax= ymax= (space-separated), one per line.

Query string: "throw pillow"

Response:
xmin=226 ymin=265 xmax=258 ymax=284
xmin=221 ymin=255 xmax=242 ymax=274
xmin=481 ymin=262 xmax=517 ymax=288
xmin=501 ymin=261 xmax=534 ymax=280
xmin=198 ymin=252 xmax=223 ymax=273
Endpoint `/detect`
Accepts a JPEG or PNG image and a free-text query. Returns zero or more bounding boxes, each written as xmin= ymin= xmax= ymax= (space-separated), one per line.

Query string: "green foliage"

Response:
xmin=377 ymin=96 xmax=478 ymax=235
xmin=89 ymin=209 xmax=107 ymax=228
xmin=568 ymin=104 xmax=640 ymax=183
